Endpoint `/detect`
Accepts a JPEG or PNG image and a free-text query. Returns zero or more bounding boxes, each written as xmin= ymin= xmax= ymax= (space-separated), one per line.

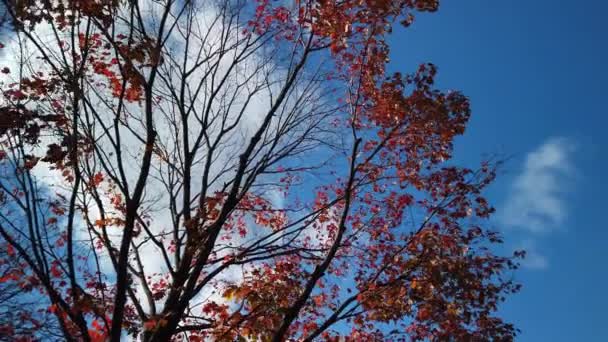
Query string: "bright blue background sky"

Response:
xmin=387 ymin=1 xmax=607 ymax=340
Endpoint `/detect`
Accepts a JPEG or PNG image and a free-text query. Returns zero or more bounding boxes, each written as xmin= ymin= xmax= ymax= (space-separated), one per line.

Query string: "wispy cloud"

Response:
xmin=518 ymin=239 xmax=549 ymax=270
xmin=500 ymin=137 xmax=577 ymax=271
xmin=500 ymin=137 xmax=576 ymax=233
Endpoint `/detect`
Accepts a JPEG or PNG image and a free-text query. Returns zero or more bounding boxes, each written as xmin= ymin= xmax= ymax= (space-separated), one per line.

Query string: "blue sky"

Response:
xmin=387 ymin=1 xmax=607 ymax=340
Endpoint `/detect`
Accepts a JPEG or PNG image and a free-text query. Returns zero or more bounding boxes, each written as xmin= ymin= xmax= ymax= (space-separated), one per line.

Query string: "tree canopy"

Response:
xmin=0 ymin=0 xmax=521 ymax=341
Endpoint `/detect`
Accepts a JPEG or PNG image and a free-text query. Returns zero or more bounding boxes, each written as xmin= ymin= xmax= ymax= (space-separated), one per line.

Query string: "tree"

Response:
xmin=0 ymin=0 xmax=522 ymax=341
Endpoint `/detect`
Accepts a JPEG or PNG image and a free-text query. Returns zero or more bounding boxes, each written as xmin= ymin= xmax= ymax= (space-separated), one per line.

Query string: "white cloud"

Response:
xmin=517 ymin=239 xmax=548 ymax=270
xmin=523 ymin=249 xmax=548 ymax=270
xmin=500 ymin=137 xmax=576 ymax=233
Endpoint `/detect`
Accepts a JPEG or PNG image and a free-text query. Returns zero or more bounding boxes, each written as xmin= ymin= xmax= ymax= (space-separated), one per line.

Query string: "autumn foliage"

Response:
xmin=0 ymin=0 xmax=521 ymax=341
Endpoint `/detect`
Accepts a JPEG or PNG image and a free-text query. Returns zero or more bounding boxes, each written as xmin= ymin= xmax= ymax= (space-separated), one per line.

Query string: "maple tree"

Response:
xmin=0 ymin=0 xmax=523 ymax=341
